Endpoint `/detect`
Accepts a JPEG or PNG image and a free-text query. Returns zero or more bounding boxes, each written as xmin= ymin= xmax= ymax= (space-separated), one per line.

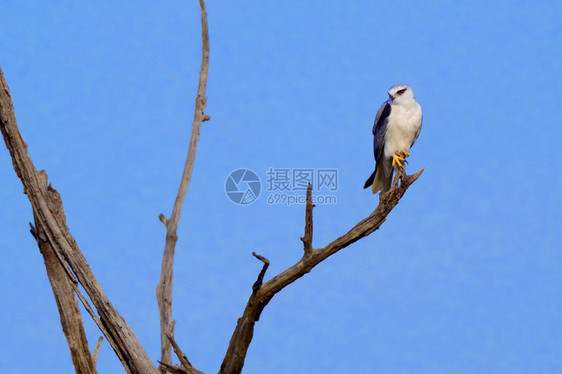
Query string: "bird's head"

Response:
xmin=388 ymin=84 xmax=415 ymax=104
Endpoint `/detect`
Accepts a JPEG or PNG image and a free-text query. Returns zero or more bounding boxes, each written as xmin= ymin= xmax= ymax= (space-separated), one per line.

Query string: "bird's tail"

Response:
xmin=363 ymin=169 xmax=377 ymax=189
xmin=364 ymin=164 xmax=393 ymax=194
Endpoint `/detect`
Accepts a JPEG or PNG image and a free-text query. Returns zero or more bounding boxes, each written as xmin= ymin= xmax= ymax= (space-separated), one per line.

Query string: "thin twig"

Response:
xmin=92 ymin=337 xmax=103 ymax=366
xmin=299 ymin=183 xmax=315 ymax=257
xmin=156 ymin=0 xmax=209 ymax=371
xmin=167 ymin=333 xmax=190 ymax=369
xmin=165 ymin=333 xmax=204 ymax=374
xmin=392 ymin=164 xmax=405 ymax=187
xmin=251 ymin=252 xmax=270 ymax=292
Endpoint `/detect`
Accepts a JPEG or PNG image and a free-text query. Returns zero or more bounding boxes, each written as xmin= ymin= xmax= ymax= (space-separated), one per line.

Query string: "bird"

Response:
xmin=363 ymin=84 xmax=422 ymax=194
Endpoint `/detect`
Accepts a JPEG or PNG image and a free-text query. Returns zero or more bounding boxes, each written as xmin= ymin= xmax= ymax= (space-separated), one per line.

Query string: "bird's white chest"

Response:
xmin=384 ymin=103 xmax=422 ymax=158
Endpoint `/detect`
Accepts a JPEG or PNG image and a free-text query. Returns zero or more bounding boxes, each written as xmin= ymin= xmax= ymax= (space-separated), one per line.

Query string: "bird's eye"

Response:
xmin=396 ymin=88 xmax=407 ymax=95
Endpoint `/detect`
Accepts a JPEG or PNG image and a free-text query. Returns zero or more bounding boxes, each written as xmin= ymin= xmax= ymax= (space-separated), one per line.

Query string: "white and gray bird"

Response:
xmin=363 ymin=84 xmax=422 ymax=193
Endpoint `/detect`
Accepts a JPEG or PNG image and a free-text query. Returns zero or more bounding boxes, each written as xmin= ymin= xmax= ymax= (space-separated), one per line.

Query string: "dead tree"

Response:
xmin=0 ymin=1 xmax=423 ymax=373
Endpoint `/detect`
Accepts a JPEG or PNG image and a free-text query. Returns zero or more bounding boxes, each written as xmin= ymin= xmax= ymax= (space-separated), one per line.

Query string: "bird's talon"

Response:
xmin=391 ymin=153 xmax=405 ymax=167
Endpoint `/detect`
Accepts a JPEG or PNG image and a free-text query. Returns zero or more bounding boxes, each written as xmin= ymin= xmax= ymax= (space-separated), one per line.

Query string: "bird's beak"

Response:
xmin=388 ymin=93 xmax=394 ymax=100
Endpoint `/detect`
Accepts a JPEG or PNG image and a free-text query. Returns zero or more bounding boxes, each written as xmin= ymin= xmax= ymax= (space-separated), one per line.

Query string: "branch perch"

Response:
xmin=219 ymin=168 xmax=424 ymax=374
xmin=156 ymin=0 xmax=209 ymax=371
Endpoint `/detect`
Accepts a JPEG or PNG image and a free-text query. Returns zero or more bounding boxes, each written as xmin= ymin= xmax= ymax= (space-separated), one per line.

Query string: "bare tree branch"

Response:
xmin=31 ymin=200 xmax=126 ymax=368
xmin=299 ymin=183 xmax=315 ymax=257
xmin=219 ymin=252 xmax=271 ymax=374
xmin=251 ymin=252 xmax=270 ymax=292
xmin=158 ymin=361 xmax=188 ymax=374
xmin=156 ymin=0 xmax=209 ymax=371
xmin=31 ymin=219 xmax=97 ymax=374
xmin=167 ymin=332 xmax=191 ymax=370
xmin=30 ymin=172 xmax=124 ymax=370
xmin=219 ymin=168 xmax=424 ymax=374
xmin=391 ymin=164 xmax=406 ymax=191
xmin=0 ymin=68 xmax=159 ymax=374
xmin=165 ymin=332 xmax=205 ymax=374
xmin=92 ymin=337 xmax=103 ymax=367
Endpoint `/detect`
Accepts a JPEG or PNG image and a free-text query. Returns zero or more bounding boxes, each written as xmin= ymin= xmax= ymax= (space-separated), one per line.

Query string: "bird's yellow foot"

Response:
xmin=399 ymin=150 xmax=410 ymax=158
xmin=392 ymin=153 xmax=406 ymax=167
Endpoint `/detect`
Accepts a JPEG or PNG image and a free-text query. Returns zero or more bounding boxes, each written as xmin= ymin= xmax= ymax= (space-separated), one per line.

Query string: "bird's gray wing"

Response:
xmin=372 ymin=100 xmax=392 ymax=163
xmin=363 ymin=100 xmax=392 ymax=190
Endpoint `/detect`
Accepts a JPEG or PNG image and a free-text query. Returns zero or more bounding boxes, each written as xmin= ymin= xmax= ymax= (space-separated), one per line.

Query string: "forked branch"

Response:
xmin=219 ymin=168 xmax=424 ymax=374
xmin=158 ymin=332 xmax=204 ymax=374
xmin=1 ymin=68 xmax=158 ymax=373
xmin=251 ymin=252 xmax=270 ymax=291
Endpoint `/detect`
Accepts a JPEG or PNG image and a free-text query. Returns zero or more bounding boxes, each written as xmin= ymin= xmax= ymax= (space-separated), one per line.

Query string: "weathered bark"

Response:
xmin=219 ymin=169 xmax=424 ymax=374
xmin=92 ymin=337 xmax=103 ymax=367
xmin=32 ymin=218 xmax=97 ymax=374
xmin=300 ymin=183 xmax=315 ymax=257
xmin=0 ymin=67 xmax=159 ymax=374
xmin=158 ymin=332 xmax=205 ymax=374
xmin=156 ymin=0 xmax=209 ymax=371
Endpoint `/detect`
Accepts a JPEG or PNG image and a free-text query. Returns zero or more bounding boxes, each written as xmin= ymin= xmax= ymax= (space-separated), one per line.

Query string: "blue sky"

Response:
xmin=1 ymin=1 xmax=561 ymax=373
